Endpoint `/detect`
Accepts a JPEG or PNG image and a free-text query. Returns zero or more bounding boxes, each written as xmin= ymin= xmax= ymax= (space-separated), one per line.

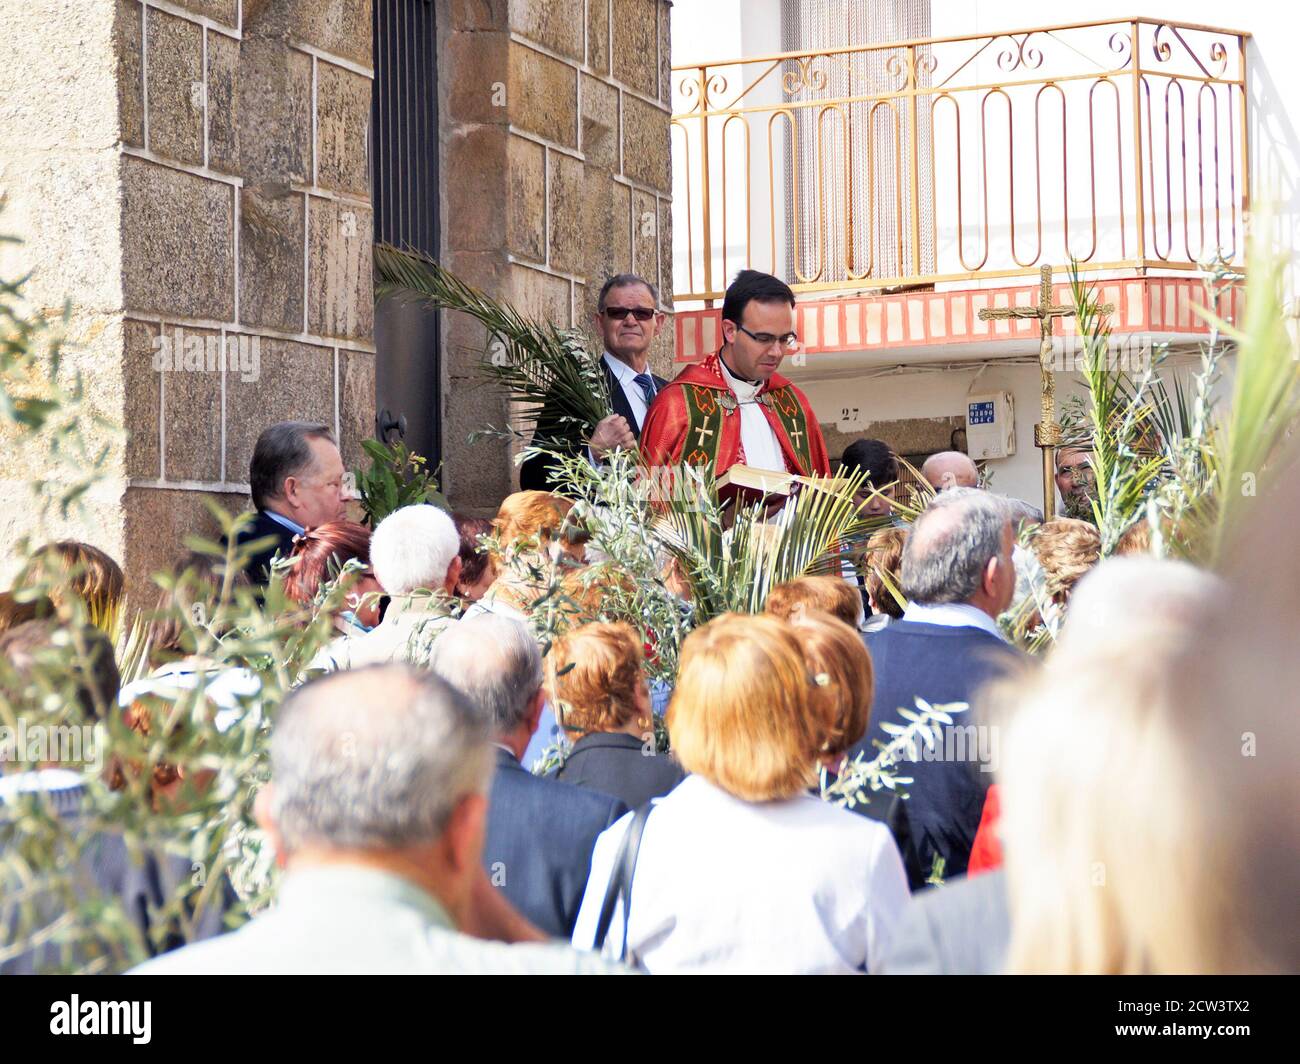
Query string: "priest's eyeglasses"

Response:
xmin=736 ymin=324 xmax=800 ymax=350
xmin=602 ymin=306 xmax=657 ymax=322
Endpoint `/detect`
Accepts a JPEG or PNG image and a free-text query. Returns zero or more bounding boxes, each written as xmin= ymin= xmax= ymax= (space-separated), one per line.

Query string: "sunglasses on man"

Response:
xmin=601 ymin=306 xmax=657 ymax=322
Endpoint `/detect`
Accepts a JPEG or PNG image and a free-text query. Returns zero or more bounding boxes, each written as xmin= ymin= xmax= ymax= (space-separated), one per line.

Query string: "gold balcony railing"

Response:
xmin=671 ymin=18 xmax=1249 ymax=304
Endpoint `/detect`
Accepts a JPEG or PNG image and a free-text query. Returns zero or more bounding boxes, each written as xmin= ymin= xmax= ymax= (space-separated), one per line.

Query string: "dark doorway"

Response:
xmin=371 ymin=0 xmax=441 ymax=466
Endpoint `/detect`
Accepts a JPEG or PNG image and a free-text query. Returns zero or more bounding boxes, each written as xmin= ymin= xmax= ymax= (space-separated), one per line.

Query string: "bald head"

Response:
xmin=922 ymin=451 xmax=980 ymax=491
xmin=269 ymin=665 xmax=492 ymax=854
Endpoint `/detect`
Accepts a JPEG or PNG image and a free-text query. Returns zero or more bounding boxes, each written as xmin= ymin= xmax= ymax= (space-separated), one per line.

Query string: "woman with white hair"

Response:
xmin=312 ymin=504 xmax=462 ymax=671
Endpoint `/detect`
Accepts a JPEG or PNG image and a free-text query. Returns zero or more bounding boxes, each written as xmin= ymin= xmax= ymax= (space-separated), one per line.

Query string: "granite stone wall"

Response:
xmin=439 ymin=0 xmax=674 ymax=512
xmin=118 ymin=0 xmax=376 ymax=589
xmin=0 ymin=0 xmax=376 ymax=595
xmin=1 ymin=0 xmax=674 ymax=590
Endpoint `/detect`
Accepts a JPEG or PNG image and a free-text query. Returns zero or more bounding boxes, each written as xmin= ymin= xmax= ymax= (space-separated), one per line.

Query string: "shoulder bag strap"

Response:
xmin=591 ymin=801 xmax=654 ymax=963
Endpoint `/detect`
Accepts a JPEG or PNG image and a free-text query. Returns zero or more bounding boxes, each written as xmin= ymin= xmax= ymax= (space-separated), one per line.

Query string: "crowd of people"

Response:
xmin=3 ymin=419 xmax=1293 ymax=974
xmin=1 ymin=274 xmax=1295 ymax=977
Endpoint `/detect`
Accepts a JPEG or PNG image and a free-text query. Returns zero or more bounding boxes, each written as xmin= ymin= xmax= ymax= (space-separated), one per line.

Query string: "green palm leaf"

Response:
xmin=373 ymin=243 xmax=611 ymax=436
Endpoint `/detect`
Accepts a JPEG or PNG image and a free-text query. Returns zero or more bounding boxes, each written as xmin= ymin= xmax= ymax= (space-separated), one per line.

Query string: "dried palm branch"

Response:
xmin=1190 ymin=211 xmax=1300 ymax=566
xmin=1069 ymin=264 xmax=1169 ymax=553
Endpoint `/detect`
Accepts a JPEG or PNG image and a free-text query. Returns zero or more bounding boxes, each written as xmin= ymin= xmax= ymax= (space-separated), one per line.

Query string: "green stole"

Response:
xmin=680 ymin=377 xmax=814 ymax=475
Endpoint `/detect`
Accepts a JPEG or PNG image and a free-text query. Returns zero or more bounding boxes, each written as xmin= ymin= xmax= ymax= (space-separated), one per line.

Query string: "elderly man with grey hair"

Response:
xmin=847 ymin=488 xmax=1022 ymax=881
xmin=131 ymin=665 xmax=626 ymax=973
xmin=429 ymin=615 xmax=628 ymax=939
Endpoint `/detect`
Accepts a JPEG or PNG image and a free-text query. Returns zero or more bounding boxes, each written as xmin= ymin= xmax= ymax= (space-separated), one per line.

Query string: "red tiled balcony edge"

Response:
xmin=673 ymin=277 xmax=1244 ymax=363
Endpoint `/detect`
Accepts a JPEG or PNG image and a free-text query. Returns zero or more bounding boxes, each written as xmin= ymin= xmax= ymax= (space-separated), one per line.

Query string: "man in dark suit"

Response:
xmin=234 ymin=421 xmax=349 ymax=584
xmin=429 ymin=614 xmax=628 ymax=939
xmin=850 ymin=488 xmax=1022 ymax=881
xmin=519 ymin=274 xmax=669 ymax=494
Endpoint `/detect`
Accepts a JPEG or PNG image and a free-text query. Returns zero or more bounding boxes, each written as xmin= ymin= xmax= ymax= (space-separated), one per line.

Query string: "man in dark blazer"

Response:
xmin=233 ymin=421 xmax=349 ymax=584
xmin=519 ymin=274 xmax=669 ymax=494
xmin=850 ymin=488 xmax=1023 ymax=881
xmin=430 ymin=614 xmax=628 ymax=939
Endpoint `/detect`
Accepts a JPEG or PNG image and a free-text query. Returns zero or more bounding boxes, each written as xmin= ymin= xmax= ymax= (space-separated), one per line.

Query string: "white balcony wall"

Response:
xmin=673 ymin=2 xmax=1295 ymax=297
xmin=934 ymin=1 xmax=1300 ymax=298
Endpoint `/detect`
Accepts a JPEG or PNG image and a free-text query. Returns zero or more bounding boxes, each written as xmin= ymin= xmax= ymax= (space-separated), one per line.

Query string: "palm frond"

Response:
xmin=1070 ymin=262 xmax=1169 ymax=552
xmin=373 ymin=243 xmax=611 ymax=436
xmin=658 ymin=466 xmax=882 ymax=622
xmin=1191 ymin=208 xmax=1300 ymax=565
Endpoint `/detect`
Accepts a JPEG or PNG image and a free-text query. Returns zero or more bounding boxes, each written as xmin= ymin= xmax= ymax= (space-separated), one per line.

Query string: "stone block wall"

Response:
xmin=439 ymin=0 xmax=674 ymax=512
xmin=0 ymin=1 xmax=129 ymax=584
xmin=118 ymin=0 xmax=376 ymax=589
xmin=0 ymin=1 xmax=376 ymax=596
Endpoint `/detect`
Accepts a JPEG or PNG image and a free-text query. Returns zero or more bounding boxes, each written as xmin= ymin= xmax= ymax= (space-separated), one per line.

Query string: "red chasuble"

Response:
xmin=639 ymin=353 xmax=831 ymax=478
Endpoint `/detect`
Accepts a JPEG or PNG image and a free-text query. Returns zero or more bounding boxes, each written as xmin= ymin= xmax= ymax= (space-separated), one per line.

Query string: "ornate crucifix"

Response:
xmin=978 ymin=264 xmax=1112 ymax=517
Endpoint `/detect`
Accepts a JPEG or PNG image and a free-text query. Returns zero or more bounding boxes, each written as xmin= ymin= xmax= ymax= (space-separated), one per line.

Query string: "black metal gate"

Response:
xmin=371 ymin=0 xmax=441 ymax=468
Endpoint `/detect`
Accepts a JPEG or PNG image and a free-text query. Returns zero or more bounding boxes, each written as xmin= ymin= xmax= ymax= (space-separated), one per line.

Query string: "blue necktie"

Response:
xmin=633 ymin=372 xmax=657 ymax=407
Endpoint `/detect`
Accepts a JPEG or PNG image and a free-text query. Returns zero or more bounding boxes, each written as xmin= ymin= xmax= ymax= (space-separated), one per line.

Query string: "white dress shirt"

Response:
xmin=587 ymin=353 xmax=655 ymax=468
xmin=603 ymin=352 xmax=654 ymax=430
xmin=902 ymin=600 xmax=1009 ymax=643
xmin=572 ymin=774 xmax=910 ymax=973
xmin=718 ymin=357 xmax=786 ymax=472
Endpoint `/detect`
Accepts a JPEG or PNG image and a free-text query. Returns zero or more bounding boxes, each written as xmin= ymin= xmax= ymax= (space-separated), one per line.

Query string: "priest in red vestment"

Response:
xmin=639 ymin=270 xmax=831 ymax=480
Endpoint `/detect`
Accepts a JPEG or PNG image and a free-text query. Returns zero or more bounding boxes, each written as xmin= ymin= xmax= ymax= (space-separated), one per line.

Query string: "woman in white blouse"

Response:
xmin=572 ymin=612 xmax=909 ymax=973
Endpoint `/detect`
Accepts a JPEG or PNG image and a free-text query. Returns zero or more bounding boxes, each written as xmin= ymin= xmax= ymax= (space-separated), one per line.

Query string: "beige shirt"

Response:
xmin=130 ymin=866 xmax=632 ymax=975
xmin=310 ymin=593 xmax=458 ymax=672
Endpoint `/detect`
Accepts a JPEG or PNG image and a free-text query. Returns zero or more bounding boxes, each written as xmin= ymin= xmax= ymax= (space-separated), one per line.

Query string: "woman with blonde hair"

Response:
xmin=548 ymin=621 xmax=685 ymax=808
xmin=765 ymin=575 xmax=862 ymax=629
xmin=861 ymin=526 xmax=908 ymax=632
xmin=572 ymin=612 xmax=908 ymax=972
xmin=1031 ymin=517 xmax=1101 ymax=613
xmin=997 ymin=605 xmax=1279 ymax=973
xmin=462 ymin=491 xmax=589 ymax=622
xmin=791 ymin=610 xmax=925 ymax=891
xmin=22 ymin=541 xmax=126 ymax=635
xmin=786 ymin=609 xmax=872 ymax=767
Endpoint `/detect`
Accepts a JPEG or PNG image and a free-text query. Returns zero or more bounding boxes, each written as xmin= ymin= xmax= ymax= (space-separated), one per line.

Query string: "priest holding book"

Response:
xmin=640 ymin=270 xmax=831 ymax=489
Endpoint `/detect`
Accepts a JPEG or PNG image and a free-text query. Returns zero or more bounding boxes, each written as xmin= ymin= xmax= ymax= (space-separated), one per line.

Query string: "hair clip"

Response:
xmin=812 ymin=672 xmax=831 ymax=687
xmin=291 ymin=532 xmax=306 ymax=545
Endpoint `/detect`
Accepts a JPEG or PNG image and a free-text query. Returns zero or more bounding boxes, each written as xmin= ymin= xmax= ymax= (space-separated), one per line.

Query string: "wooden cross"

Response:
xmin=693 ymin=423 xmax=716 ymax=449
xmin=978 ymin=264 xmax=1113 ymax=516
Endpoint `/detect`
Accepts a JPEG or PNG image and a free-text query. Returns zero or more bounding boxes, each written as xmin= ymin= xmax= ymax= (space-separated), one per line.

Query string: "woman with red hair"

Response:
xmin=284 ymin=520 xmax=385 ymax=634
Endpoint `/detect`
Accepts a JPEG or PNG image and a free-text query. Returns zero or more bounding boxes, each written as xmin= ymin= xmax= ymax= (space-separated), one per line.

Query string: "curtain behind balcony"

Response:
xmin=781 ymin=0 xmax=934 ymax=288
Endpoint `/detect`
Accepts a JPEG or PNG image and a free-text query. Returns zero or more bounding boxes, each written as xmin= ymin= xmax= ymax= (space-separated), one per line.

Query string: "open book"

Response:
xmin=715 ymin=464 xmax=854 ymax=498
